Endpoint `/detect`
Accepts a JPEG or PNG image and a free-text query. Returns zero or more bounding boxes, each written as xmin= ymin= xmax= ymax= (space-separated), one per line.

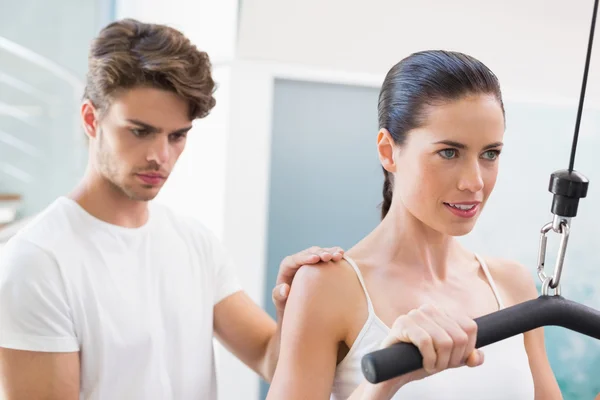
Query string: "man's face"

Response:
xmin=82 ymin=87 xmax=193 ymax=201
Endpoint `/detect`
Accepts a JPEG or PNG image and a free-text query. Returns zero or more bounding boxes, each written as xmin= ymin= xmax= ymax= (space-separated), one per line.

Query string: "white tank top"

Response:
xmin=331 ymin=255 xmax=535 ymax=400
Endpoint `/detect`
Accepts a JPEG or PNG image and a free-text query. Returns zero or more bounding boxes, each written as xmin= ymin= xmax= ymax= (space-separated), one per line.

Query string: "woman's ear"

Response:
xmin=81 ymin=100 xmax=99 ymax=139
xmin=377 ymin=129 xmax=396 ymax=173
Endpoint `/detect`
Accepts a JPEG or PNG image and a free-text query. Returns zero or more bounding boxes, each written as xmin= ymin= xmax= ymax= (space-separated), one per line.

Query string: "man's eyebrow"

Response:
xmin=172 ymin=126 xmax=193 ymax=134
xmin=126 ymin=119 xmax=161 ymax=133
xmin=126 ymin=119 xmax=193 ymax=134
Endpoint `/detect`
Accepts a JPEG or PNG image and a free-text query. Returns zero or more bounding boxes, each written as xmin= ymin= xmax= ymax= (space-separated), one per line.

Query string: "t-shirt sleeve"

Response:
xmin=0 ymin=239 xmax=79 ymax=352
xmin=206 ymin=232 xmax=242 ymax=306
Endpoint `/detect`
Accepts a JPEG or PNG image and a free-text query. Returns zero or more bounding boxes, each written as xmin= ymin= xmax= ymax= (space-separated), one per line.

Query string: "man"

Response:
xmin=0 ymin=19 xmax=343 ymax=399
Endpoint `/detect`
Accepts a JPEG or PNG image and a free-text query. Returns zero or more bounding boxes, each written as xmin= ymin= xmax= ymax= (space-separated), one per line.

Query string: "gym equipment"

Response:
xmin=361 ymin=0 xmax=599 ymax=384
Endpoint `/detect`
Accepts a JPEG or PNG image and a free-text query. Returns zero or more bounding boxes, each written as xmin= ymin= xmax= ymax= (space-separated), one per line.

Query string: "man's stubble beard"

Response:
xmin=96 ymin=129 xmax=157 ymax=202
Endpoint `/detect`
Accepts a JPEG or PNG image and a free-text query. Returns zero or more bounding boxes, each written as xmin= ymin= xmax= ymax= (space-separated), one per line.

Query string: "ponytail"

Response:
xmin=380 ymin=168 xmax=394 ymax=219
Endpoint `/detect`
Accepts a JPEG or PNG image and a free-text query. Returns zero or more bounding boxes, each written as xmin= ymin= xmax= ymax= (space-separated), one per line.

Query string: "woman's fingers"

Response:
xmin=386 ymin=303 xmax=484 ymax=381
xmin=390 ymin=314 xmax=438 ymax=374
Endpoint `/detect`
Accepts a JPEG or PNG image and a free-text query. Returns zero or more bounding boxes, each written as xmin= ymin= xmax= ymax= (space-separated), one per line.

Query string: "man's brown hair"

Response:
xmin=83 ymin=18 xmax=216 ymax=119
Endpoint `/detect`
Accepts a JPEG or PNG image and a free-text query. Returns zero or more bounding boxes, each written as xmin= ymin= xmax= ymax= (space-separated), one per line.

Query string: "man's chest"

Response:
xmin=64 ymin=241 xmax=215 ymax=358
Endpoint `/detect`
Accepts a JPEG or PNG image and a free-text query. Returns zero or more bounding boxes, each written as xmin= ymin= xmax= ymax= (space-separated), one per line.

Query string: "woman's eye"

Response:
xmin=439 ymin=149 xmax=457 ymax=159
xmin=482 ymin=150 xmax=500 ymax=160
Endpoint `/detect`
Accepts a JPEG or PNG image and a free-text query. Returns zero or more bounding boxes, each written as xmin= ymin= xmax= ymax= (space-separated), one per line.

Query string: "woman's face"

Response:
xmin=379 ymin=93 xmax=506 ymax=236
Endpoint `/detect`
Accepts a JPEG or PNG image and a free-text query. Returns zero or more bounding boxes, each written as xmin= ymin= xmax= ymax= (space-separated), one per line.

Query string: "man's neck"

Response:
xmin=68 ymin=174 xmax=150 ymax=229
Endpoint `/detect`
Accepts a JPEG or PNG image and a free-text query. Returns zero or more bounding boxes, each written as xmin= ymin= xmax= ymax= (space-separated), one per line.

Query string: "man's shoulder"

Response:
xmin=6 ymin=197 xmax=80 ymax=253
xmin=0 ymin=198 xmax=85 ymax=276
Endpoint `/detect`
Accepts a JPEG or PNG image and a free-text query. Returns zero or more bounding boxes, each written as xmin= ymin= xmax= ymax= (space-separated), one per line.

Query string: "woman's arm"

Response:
xmin=491 ymin=259 xmax=563 ymax=400
xmin=266 ymin=261 xmax=358 ymax=399
xmin=265 ymin=261 xmax=412 ymax=400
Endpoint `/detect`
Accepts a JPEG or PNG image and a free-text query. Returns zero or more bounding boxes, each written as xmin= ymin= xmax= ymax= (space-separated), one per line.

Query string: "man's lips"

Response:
xmin=136 ymin=173 xmax=166 ymax=185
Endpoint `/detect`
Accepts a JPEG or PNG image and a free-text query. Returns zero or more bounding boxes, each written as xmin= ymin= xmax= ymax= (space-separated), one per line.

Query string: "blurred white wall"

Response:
xmin=116 ymin=0 xmax=238 ymax=64
xmin=114 ymin=1 xmax=600 ymax=399
xmin=238 ymin=0 xmax=600 ymax=107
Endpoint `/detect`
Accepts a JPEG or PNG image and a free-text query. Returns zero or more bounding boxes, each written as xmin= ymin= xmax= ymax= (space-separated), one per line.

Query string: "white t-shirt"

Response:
xmin=0 ymin=197 xmax=241 ymax=400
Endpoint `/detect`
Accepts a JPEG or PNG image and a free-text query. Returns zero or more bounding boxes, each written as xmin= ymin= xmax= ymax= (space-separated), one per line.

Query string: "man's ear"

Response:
xmin=81 ymin=100 xmax=100 ymax=139
xmin=377 ymin=129 xmax=396 ymax=173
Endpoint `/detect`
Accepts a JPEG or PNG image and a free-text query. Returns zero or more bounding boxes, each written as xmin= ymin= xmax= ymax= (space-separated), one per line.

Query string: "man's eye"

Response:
xmin=131 ymin=128 xmax=149 ymax=137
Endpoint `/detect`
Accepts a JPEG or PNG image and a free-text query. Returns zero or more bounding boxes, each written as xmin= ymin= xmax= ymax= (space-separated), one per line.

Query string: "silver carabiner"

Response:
xmin=541 ymin=276 xmax=562 ymax=296
xmin=537 ymin=216 xmax=570 ymax=295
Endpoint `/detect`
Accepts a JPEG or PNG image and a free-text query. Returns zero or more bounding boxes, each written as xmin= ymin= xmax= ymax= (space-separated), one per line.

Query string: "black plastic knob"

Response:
xmin=548 ymin=169 xmax=589 ymax=217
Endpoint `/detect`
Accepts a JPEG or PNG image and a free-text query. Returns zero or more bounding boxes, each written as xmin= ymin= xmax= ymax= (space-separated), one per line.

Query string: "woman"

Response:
xmin=266 ymin=50 xmax=562 ymax=399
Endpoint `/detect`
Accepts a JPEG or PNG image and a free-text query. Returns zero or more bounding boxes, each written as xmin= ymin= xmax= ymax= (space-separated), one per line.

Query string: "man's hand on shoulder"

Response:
xmin=272 ymin=245 xmax=345 ymax=317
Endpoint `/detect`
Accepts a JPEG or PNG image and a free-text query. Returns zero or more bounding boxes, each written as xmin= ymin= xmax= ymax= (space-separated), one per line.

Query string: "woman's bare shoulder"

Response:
xmin=481 ymin=256 xmax=539 ymax=305
xmin=290 ymin=259 xmax=366 ymax=306
xmin=286 ymin=259 xmax=368 ymax=335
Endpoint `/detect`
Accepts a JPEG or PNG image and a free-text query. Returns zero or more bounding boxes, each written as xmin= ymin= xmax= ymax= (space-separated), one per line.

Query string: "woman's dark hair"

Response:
xmin=378 ymin=50 xmax=505 ymax=219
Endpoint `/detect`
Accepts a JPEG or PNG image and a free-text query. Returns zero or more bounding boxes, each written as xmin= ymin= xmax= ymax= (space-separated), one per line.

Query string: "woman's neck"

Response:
xmin=352 ymin=204 xmax=469 ymax=282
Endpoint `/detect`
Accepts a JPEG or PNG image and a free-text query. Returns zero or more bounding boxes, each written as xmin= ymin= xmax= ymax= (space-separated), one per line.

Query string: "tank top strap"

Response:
xmin=344 ymin=253 xmax=505 ymax=312
xmin=342 ymin=255 xmax=375 ymax=313
xmin=474 ymin=253 xmax=506 ymax=310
